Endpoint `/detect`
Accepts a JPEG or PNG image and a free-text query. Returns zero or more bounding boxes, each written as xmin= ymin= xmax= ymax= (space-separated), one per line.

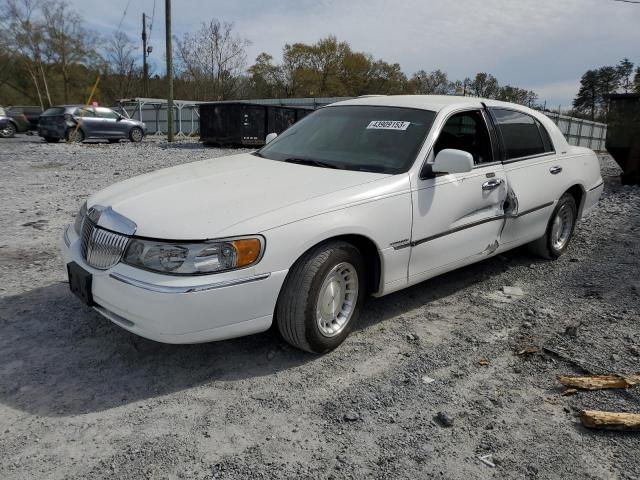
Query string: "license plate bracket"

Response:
xmin=67 ymin=261 xmax=94 ymax=306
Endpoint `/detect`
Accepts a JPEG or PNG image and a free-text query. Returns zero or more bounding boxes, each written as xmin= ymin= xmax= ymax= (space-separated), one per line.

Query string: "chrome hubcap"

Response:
xmin=316 ymin=262 xmax=359 ymax=337
xmin=132 ymin=129 xmax=142 ymax=141
xmin=550 ymin=204 xmax=574 ymax=251
xmin=1 ymin=125 xmax=15 ymax=136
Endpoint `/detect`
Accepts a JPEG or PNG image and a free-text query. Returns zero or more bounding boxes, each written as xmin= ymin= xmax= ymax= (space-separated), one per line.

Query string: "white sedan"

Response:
xmin=61 ymin=95 xmax=603 ymax=353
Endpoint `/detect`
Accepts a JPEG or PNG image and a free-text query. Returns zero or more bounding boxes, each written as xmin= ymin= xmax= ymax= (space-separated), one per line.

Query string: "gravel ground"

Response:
xmin=0 ymin=135 xmax=639 ymax=479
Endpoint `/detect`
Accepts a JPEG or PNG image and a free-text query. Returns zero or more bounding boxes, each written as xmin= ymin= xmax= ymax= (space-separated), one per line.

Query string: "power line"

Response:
xmin=116 ymin=0 xmax=132 ymax=31
xmin=148 ymin=0 xmax=157 ymax=43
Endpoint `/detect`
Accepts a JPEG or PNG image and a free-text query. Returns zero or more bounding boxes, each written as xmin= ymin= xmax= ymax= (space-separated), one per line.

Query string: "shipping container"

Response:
xmin=199 ymin=102 xmax=311 ymax=147
xmin=606 ymin=94 xmax=640 ymax=185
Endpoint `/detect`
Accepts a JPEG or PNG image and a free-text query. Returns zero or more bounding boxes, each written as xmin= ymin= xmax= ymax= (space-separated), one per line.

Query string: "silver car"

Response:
xmin=38 ymin=105 xmax=146 ymax=143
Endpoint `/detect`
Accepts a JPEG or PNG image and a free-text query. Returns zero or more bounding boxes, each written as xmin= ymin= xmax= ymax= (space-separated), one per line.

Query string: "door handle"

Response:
xmin=549 ymin=166 xmax=563 ymax=175
xmin=482 ymin=178 xmax=503 ymax=191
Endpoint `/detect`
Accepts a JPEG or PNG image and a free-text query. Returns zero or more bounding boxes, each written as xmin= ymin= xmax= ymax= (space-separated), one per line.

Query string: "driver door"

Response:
xmin=409 ymin=109 xmax=508 ymax=283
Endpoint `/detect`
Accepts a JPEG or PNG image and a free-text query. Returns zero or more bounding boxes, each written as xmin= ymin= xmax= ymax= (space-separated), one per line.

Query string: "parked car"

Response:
xmin=0 ymin=106 xmax=30 ymax=138
xmin=61 ymin=95 xmax=603 ymax=353
xmin=7 ymin=105 xmax=43 ymax=130
xmin=38 ymin=105 xmax=146 ymax=143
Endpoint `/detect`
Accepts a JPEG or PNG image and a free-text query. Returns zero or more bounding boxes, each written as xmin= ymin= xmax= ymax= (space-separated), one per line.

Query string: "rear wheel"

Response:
xmin=276 ymin=241 xmax=365 ymax=353
xmin=129 ymin=127 xmax=143 ymax=143
xmin=1 ymin=122 xmax=16 ymax=138
xmin=44 ymin=137 xmax=60 ymax=143
xmin=66 ymin=128 xmax=84 ymax=143
xmin=529 ymin=193 xmax=577 ymax=259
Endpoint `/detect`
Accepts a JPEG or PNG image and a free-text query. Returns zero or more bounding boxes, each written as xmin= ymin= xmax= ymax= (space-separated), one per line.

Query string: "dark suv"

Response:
xmin=38 ymin=105 xmax=146 ymax=143
xmin=7 ymin=105 xmax=43 ymax=131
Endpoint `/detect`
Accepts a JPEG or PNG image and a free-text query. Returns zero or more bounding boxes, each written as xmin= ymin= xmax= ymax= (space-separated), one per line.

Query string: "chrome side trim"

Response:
xmin=108 ymin=272 xmax=271 ymax=294
xmin=588 ymin=181 xmax=604 ymax=192
xmin=63 ymin=225 xmax=72 ymax=247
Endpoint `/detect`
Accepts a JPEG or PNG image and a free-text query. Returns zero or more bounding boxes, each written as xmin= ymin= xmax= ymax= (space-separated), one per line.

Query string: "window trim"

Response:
xmin=488 ymin=107 xmax=556 ymax=164
xmin=418 ymin=107 xmax=497 ymax=180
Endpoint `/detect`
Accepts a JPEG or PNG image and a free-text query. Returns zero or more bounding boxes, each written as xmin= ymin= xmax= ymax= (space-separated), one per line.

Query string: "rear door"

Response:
xmin=488 ymin=108 xmax=561 ymax=246
xmin=409 ymin=109 xmax=508 ymax=282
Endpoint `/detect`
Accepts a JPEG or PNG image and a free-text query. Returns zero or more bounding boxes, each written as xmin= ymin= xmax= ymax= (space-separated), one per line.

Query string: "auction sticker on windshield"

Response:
xmin=366 ymin=120 xmax=411 ymax=130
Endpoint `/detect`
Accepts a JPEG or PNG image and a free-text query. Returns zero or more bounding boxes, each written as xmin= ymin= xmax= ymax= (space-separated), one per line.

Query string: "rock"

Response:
xmin=523 ymin=321 xmax=533 ymax=329
xmin=611 ymin=353 xmax=621 ymax=362
xmin=421 ymin=375 xmax=435 ymax=385
xmin=629 ymin=345 xmax=640 ymax=357
xmin=343 ymin=411 xmax=360 ymax=422
xmin=435 ymin=411 xmax=454 ymax=427
xmin=502 ymin=286 xmax=524 ymax=297
xmin=564 ymin=323 xmax=582 ymax=337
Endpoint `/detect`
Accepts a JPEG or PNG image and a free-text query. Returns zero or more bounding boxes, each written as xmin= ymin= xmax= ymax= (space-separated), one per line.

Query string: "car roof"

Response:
xmin=330 ymin=94 xmax=538 ymax=115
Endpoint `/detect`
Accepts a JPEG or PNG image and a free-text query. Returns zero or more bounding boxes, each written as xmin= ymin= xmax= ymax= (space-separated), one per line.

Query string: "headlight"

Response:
xmin=122 ymin=237 xmax=264 ymax=275
xmin=74 ymin=201 xmax=87 ymax=234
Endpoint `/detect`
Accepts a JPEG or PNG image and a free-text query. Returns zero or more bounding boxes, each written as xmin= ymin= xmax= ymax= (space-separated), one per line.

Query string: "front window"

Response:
xmin=256 ymin=105 xmax=436 ymax=174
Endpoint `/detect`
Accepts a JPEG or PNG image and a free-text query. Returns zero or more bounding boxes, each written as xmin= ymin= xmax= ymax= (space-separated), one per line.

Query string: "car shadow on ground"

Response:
xmin=0 ymin=247 xmax=536 ymax=418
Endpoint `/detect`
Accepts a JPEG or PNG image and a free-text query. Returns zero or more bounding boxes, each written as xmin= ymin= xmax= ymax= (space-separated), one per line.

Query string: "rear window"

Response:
xmin=491 ymin=109 xmax=547 ymax=160
xmin=41 ymin=107 xmax=67 ymax=116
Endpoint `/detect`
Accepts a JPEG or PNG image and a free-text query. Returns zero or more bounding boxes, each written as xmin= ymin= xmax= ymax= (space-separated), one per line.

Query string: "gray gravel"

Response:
xmin=0 ymin=136 xmax=639 ymax=479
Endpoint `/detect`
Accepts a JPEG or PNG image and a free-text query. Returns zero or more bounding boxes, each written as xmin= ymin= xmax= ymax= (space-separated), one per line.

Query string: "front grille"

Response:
xmin=80 ymin=218 xmax=130 ymax=270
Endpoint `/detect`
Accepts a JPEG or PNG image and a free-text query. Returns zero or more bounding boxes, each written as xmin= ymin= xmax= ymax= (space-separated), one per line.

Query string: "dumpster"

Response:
xmin=199 ymin=102 xmax=312 ymax=147
xmin=606 ymin=93 xmax=640 ymax=185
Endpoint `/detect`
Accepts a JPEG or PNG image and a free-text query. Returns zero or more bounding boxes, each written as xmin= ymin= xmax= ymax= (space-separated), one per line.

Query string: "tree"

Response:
xmin=617 ymin=58 xmax=634 ymax=93
xmin=43 ymin=0 xmax=99 ymax=103
xmin=175 ymin=19 xmax=251 ymax=100
xmin=0 ymin=0 xmax=50 ymax=107
xmin=248 ymin=53 xmax=286 ymax=98
xmin=470 ymin=72 xmax=499 ymax=98
xmin=410 ymin=69 xmax=453 ymax=95
xmin=596 ymin=66 xmax=621 ymax=118
xmin=103 ymin=31 xmax=138 ymax=100
xmin=635 ymin=67 xmax=640 ymax=93
xmin=573 ymin=69 xmax=599 ymax=120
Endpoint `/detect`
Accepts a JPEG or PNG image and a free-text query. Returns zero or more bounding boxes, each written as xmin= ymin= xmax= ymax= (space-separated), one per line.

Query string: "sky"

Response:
xmin=69 ymin=0 xmax=640 ymax=107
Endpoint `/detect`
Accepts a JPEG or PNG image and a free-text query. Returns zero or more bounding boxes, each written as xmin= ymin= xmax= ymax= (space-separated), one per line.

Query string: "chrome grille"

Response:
xmin=80 ymin=218 xmax=130 ymax=270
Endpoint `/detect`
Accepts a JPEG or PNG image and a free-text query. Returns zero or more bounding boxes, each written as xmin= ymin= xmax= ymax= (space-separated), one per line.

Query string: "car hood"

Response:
xmin=88 ymin=153 xmax=390 ymax=239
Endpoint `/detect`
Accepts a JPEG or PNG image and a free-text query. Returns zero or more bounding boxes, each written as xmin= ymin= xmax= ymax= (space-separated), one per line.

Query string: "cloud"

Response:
xmin=68 ymin=0 xmax=640 ymax=105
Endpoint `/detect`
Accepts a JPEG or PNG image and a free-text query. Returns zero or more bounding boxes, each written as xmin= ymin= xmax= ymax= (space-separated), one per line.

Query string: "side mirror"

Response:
xmin=265 ymin=132 xmax=278 ymax=144
xmin=432 ymin=149 xmax=474 ymax=174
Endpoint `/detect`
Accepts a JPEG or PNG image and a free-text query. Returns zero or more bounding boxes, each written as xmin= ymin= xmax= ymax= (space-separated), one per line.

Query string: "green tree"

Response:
xmin=617 ymin=58 xmax=634 ymax=93
xmin=573 ymin=69 xmax=599 ymax=120
xmin=410 ymin=69 xmax=453 ymax=94
xmin=470 ymin=73 xmax=499 ymax=98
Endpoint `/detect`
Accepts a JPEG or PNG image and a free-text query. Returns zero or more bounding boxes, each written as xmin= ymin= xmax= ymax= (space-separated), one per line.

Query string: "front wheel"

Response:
xmin=129 ymin=127 xmax=143 ymax=143
xmin=529 ymin=193 xmax=577 ymax=259
xmin=276 ymin=241 xmax=365 ymax=354
xmin=1 ymin=122 xmax=16 ymax=138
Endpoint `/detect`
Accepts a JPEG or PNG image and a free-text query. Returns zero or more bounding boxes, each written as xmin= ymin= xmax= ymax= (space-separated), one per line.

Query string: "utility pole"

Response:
xmin=165 ymin=0 xmax=174 ymax=142
xmin=142 ymin=13 xmax=149 ymax=97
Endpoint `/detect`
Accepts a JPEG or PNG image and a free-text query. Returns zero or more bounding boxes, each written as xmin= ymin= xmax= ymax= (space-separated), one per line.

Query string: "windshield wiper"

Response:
xmin=283 ymin=158 xmax=340 ymax=169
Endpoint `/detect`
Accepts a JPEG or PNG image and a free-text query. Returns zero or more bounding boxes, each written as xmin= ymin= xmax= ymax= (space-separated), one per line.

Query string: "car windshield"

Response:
xmin=255 ymin=105 xmax=436 ymax=174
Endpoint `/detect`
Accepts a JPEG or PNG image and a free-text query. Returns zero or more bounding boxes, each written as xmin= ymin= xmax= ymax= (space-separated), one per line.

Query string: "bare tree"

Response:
xmin=43 ymin=0 xmax=99 ymax=103
xmin=175 ymin=19 xmax=250 ymax=100
xmin=104 ymin=31 xmax=138 ymax=99
xmin=0 ymin=0 xmax=50 ymax=107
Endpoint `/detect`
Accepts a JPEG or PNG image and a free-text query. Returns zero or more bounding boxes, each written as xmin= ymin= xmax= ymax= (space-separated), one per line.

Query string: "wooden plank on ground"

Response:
xmin=558 ymin=375 xmax=640 ymax=390
xmin=581 ymin=410 xmax=640 ymax=431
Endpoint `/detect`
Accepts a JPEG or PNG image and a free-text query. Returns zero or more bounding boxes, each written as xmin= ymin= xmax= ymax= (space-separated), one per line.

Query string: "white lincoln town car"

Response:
xmin=61 ymin=95 xmax=603 ymax=353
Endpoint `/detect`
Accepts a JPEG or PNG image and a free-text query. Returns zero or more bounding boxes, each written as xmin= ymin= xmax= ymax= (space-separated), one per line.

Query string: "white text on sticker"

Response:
xmin=366 ymin=120 xmax=411 ymax=131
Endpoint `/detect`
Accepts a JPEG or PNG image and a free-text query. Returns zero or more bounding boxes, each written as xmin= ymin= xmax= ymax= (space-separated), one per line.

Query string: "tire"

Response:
xmin=529 ymin=193 xmax=578 ymax=260
xmin=1 ymin=122 xmax=16 ymax=138
xmin=276 ymin=241 xmax=366 ymax=354
xmin=44 ymin=137 xmax=60 ymax=143
xmin=108 ymin=138 xmax=120 ymax=144
xmin=129 ymin=127 xmax=143 ymax=143
xmin=66 ymin=128 xmax=84 ymax=143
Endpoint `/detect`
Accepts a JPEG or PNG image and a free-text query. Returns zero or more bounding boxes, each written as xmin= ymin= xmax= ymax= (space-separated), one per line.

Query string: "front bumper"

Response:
xmin=60 ymin=225 xmax=287 ymax=343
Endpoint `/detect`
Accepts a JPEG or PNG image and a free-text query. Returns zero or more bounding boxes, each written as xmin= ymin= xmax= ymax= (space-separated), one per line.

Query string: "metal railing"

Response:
xmin=115 ymin=96 xmax=608 ymax=151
